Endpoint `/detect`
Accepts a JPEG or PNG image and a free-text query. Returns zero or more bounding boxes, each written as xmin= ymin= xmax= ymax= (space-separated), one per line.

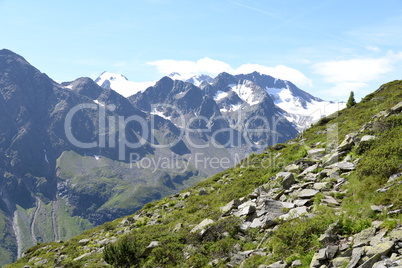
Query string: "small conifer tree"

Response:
xmin=347 ymin=91 xmax=356 ymax=108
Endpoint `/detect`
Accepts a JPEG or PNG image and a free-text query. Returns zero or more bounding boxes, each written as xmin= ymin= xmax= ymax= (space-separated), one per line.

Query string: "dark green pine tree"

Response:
xmin=346 ymin=91 xmax=356 ymax=108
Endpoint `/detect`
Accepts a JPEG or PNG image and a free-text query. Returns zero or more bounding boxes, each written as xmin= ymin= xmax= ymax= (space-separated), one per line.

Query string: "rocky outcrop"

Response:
xmin=310 ymin=225 xmax=402 ymax=268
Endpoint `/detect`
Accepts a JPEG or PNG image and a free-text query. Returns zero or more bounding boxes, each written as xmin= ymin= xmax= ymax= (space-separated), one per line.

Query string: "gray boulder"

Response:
xmin=220 ymin=199 xmax=241 ymax=216
xmin=234 ymin=201 xmax=256 ymax=217
xmin=346 ymin=247 xmax=364 ymax=268
xmin=390 ymin=100 xmax=402 ymax=114
xmin=142 ymin=241 xmax=159 ymax=257
xmin=389 ymin=228 xmax=402 ymax=241
xmin=337 ymin=134 xmax=358 ymax=152
xmin=324 ymin=151 xmax=347 ymax=166
xmin=277 ymin=172 xmax=296 ymax=189
xmin=261 ymin=199 xmax=286 ymax=228
xmin=353 ymin=227 xmax=376 ymax=247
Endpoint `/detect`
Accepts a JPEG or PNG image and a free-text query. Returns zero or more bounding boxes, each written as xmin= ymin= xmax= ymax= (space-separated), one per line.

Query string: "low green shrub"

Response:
xmin=103 ymin=235 xmax=142 ymax=268
xmin=267 ymin=209 xmax=335 ymax=261
xmin=336 ymin=215 xmax=372 ymax=235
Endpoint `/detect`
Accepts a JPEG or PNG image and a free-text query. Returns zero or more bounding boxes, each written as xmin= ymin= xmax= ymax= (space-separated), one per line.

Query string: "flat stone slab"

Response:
xmin=297 ymin=189 xmax=319 ymax=198
xmin=353 ymin=227 xmax=376 ymax=247
xmin=367 ymin=241 xmax=394 ymax=257
xmin=261 ymin=199 xmax=287 ymax=228
xmin=313 ymin=182 xmax=329 ymax=190
xmin=220 ymin=199 xmax=241 ymax=216
xmin=360 ymin=135 xmax=376 ymax=143
xmin=298 ymin=164 xmax=319 ymax=177
xmin=330 ymin=161 xmax=355 ymax=171
xmin=279 ymin=206 xmax=308 ymax=221
xmin=280 ymin=201 xmax=295 ymax=209
xmin=389 ymin=228 xmax=402 ymax=241
xmin=308 ymin=148 xmax=326 ymax=158
xmin=294 ymin=199 xmax=311 ymax=207
xmin=191 ymin=219 xmax=214 ymax=233
xmin=332 ymin=257 xmax=351 ymax=268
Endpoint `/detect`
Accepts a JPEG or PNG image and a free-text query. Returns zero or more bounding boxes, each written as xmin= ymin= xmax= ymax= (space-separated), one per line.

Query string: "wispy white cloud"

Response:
xmin=147 ymin=57 xmax=312 ymax=88
xmin=366 ymin=46 xmax=381 ymax=52
xmin=313 ymin=51 xmax=402 ymax=98
xmin=314 ymin=58 xmax=392 ymax=83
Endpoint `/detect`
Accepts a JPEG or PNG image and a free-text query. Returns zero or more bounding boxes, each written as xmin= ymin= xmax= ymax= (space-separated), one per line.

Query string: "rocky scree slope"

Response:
xmin=6 ymin=80 xmax=402 ymax=267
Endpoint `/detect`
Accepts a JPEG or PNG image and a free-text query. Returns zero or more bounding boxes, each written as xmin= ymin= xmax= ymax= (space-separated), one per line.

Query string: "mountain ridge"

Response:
xmin=96 ymin=70 xmax=345 ymax=131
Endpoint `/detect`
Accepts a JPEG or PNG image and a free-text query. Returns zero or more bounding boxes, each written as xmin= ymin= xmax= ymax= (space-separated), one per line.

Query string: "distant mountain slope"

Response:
xmin=127 ymin=75 xmax=298 ymax=149
xmin=208 ymin=71 xmax=345 ymax=131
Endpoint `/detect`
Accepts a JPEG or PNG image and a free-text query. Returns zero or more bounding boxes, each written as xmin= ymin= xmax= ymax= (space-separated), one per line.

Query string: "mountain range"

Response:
xmin=0 ymin=49 xmax=343 ymax=265
xmin=96 ymin=71 xmax=344 ymax=132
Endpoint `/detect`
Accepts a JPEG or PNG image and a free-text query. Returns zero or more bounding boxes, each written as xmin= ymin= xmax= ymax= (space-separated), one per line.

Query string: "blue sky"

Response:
xmin=1 ymin=0 xmax=402 ymax=101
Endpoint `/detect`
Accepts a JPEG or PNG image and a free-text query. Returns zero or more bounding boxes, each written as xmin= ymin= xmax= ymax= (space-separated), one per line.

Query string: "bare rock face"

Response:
xmin=337 ymin=133 xmax=358 ymax=152
xmin=390 ymin=100 xmax=402 ymax=114
xmin=276 ymin=172 xmax=296 ymax=189
xmin=190 ymin=219 xmax=214 ymax=235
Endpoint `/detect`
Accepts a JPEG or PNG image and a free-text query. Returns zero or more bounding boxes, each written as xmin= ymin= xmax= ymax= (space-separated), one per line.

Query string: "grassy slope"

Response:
xmin=5 ymin=80 xmax=402 ymax=268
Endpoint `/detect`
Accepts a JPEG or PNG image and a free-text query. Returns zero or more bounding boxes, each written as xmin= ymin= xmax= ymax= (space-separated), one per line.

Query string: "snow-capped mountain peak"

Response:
xmin=168 ymin=72 xmax=214 ymax=87
xmin=95 ymin=71 xmax=128 ymax=83
xmin=209 ymin=72 xmax=345 ymax=131
xmin=168 ymin=72 xmax=182 ymax=80
xmin=266 ymin=85 xmax=345 ymax=130
xmin=185 ymin=74 xmax=213 ymax=87
xmin=95 ymin=71 xmax=155 ymax=98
